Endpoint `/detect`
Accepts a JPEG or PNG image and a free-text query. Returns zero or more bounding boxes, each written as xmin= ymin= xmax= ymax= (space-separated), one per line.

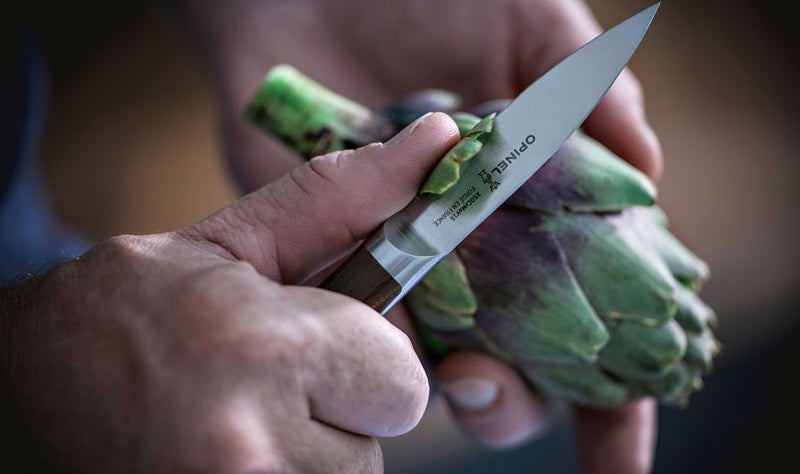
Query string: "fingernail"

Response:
xmin=442 ymin=378 xmax=499 ymax=411
xmin=387 ymin=112 xmax=434 ymax=146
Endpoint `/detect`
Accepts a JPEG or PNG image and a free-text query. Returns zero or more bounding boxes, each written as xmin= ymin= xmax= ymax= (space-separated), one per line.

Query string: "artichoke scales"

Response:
xmin=247 ymin=65 xmax=718 ymax=407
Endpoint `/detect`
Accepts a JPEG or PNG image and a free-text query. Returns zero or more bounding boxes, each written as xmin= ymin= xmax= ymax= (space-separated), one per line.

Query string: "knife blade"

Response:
xmin=321 ymin=3 xmax=660 ymax=314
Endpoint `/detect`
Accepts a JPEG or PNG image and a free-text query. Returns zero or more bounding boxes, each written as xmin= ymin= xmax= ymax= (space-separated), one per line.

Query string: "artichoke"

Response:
xmin=247 ymin=65 xmax=718 ymax=407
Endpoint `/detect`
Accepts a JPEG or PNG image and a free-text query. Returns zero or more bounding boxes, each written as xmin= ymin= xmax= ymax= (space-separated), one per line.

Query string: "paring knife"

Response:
xmin=321 ymin=3 xmax=660 ymax=314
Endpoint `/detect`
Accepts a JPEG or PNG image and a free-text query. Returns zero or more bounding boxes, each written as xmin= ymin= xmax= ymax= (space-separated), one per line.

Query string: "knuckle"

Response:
xmin=184 ymin=260 xmax=257 ymax=299
xmin=54 ymin=234 xmax=158 ymax=292
xmin=280 ymin=155 xmax=346 ymax=224
xmin=329 ymin=436 xmax=382 ymax=473
xmin=203 ymin=260 xmax=258 ymax=287
xmin=397 ymin=373 xmax=430 ymax=432
xmin=384 ymin=325 xmax=422 ymax=371
xmin=43 ymin=234 xmax=177 ymax=312
xmin=180 ymin=266 xmax=310 ymax=355
xmin=168 ymin=264 xmax=275 ymax=352
xmin=251 ymin=295 xmax=326 ymax=369
xmin=262 ymin=318 xmax=321 ymax=369
xmin=177 ymin=267 xmax=231 ymax=309
xmin=306 ymin=150 xmax=348 ymax=185
xmin=202 ymin=398 xmax=291 ymax=473
xmin=92 ymin=234 xmax=150 ymax=265
xmin=379 ymin=329 xmax=430 ymax=433
xmin=358 ymin=437 xmax=384 ymax=473
xmin=371 ymin=437 xmax=384 ymax=473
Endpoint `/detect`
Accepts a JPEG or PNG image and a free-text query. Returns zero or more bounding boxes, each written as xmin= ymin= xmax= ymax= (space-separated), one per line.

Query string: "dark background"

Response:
xmin=2 ymin=0 xmax=799 ymax=472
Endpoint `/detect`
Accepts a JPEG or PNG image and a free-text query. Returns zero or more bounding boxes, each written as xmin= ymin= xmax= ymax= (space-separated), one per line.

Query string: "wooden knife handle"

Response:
xmin=319 ymin=245 xmax=401 ymax=314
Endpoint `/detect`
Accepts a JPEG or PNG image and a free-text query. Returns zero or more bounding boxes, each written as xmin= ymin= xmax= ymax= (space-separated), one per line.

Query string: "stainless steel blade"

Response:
xmin=364 ymin=3 xmax=660 ymax=312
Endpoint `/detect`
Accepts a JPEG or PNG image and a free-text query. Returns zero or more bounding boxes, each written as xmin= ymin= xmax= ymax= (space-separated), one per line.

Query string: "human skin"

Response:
xmin=0 ymin=114 xmax=457 ymax=472
xmin=174 ymin=1 xmax=661 ymax=472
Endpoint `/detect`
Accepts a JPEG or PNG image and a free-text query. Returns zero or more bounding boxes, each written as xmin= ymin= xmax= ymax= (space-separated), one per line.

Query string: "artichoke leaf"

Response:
xmin=457 ymin=210 xmax=609 ymax=364
xmin=632 ymin=206 xmax=710 ymax=291
xmin=684 ymin=329 xmax=720 ymax=373
xmin=547 ymin=210 xmax=679 ymax=326
xmin=674 ymin=285 xmax=717 ymax=334
xmin=406 ymin=252 xmax=477 ymax=331
xmin=450 ymin=112 xmax=482 ymax=136
xmin=521 ymin=363 xmax=629 ymax=408
xmin=507 ymin=134 xmax=656 ymax=214
xmin=599 ymin=319 xmax=687 ymax=380
xmin=419 ymin=113 xmax=496 ymax=196
xmin=627 ymin=362 xmax=702 ymax=404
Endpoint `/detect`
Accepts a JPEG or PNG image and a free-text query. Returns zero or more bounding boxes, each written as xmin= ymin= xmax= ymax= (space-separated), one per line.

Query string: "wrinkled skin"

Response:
xmin=177 ymin=0 xmax=662 ymax=470
xmin=0 ymin=115 xmax=455 ymax=472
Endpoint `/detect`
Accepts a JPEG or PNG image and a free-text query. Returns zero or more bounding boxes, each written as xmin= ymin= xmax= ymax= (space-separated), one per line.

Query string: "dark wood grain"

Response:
xmin=319 ymin=246 xmax=401 ymax=313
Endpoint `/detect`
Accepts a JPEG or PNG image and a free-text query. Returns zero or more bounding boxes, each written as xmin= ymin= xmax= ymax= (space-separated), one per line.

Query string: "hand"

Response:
xmin=179 ymin=0 xmax=659 ymax=471
xmin=0 ymin=114 xmax=459 ymax=472
xmin=179 ymin=0 xmax=661 ymax=190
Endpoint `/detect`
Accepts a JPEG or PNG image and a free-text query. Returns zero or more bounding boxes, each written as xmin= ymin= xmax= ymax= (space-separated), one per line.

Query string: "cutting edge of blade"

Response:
xmin=380 ymin=3 xmax=660 ymax=258
xmin=494 ymin=1 xmax=660 ymax=125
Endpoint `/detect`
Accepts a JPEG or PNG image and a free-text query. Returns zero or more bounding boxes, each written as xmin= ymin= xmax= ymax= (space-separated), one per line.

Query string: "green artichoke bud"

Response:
xmin=247 ymin=65 xmax=718 ymax=408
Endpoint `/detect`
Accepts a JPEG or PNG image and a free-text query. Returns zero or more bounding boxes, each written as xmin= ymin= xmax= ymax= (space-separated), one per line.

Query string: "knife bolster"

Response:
xmin=319 ymin=246 xmax=402 ymax=313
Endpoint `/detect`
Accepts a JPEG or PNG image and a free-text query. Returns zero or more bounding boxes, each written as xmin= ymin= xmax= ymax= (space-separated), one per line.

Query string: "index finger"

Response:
xmin=284 ymin=286 xmax=430 ymax=438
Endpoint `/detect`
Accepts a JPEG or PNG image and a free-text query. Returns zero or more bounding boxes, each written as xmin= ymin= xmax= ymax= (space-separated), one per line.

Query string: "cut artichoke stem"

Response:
xmin=246 ymin=64 xmax=395 ymax=159
xmin=245 ymin=65 xmax=717 ymax=408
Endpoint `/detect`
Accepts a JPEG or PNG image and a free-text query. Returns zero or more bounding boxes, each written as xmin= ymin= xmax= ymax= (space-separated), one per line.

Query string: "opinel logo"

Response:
xmin=479 ymin=170 xmax=500 ymax=192
xmin=481 ymin=133 xmax=536 ymax=192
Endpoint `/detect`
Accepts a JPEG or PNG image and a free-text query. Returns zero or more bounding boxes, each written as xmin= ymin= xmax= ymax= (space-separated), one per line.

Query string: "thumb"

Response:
xmin=182 ymin=112 xmax=460 ymax=283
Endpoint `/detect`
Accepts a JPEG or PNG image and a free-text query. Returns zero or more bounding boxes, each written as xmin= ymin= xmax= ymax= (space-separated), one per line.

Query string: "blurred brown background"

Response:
xmin=5 ymin=0 xmax=799 ymax=472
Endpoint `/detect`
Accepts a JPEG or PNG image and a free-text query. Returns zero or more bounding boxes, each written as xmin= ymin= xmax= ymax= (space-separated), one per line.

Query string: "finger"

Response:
xmin=575 ymin=398 xmax=657 ymax=474
xmin=184 ymin=112 xmax=460 ymax=283
xmin=436 ymin=352 xmax=552 ymax=448
xmin=583 ymin=71 xmax=663 ymax=179
xmin=282 ymin=420 xmax=383 ymax=474
xmin=385 ymin=303 xmax=423 ymax=357
xmin=386 ymin=304 xmax=432 ymax=387
xmin=286 ymin=286 xmax=429 ymax=438
xmin=516 ymin=0 xmax=662 ymax=179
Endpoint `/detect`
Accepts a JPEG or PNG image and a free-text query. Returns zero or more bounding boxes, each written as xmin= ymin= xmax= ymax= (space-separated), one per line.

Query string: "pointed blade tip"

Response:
xmin=644 ymin=3 xmax=661 ymax=20
xmin=389 ymin=2 xmax=663 ymax=257
xmin=623 ymin=3 xmax=660 ymax=42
